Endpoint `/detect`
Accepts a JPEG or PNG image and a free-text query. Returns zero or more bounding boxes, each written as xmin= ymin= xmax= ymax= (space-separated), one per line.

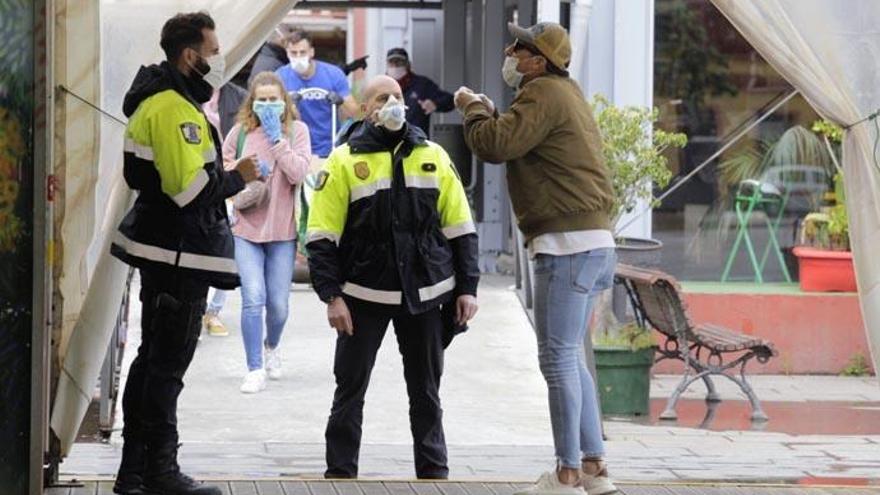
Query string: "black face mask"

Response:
xmin=192 ymin=54 xmax=211 ymax=79
xmin=185 ymin=53 xmax=213 ymax=103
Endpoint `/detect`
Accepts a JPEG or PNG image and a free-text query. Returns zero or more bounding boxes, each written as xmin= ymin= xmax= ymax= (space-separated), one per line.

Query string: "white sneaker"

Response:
xmin=240 ymin=369 xmax=267 ymax=394
xmin=581 ymin=476 xmax=618 ymax=495
xmin=514 ymin=471 xmax=583 ymax=495
xmin=265 ymin=344 xmax=283 ymax=380
xmin=580 ymin=461 xmax=619 ymax=495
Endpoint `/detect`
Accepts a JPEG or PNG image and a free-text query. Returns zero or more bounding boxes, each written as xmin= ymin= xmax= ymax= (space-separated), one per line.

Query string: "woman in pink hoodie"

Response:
xmin=223 ymin=71 xmax=311 ymax=394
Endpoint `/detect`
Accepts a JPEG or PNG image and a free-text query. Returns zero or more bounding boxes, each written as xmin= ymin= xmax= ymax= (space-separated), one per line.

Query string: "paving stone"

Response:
xmin=63 ymin=275 xmax=880 ymax=484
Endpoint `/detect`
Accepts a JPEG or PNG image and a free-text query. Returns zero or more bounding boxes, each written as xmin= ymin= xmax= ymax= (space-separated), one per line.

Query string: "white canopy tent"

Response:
xmin=709 ymin=0 xmax=880 ymax=378
xmin=49 ymin=0 xmax=298 ymax=457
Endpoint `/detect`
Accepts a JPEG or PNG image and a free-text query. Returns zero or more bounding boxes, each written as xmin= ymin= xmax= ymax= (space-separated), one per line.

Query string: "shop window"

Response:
xmin=653 ymin=0 xmax=832 ymax=284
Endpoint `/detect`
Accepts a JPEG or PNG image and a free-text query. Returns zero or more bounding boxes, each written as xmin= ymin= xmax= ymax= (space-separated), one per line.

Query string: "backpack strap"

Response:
xmin=235 ymin=125 xmax=246 ymax=159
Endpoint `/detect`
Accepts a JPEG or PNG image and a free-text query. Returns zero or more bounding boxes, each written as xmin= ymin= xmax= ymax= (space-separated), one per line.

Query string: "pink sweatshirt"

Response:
xmin=223 ymin=120 xmax=311 ymax=243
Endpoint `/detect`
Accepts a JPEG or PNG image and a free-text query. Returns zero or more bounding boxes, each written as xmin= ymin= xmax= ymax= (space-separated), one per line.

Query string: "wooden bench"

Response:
xmin=615 ymin=264 xmax=778 ymax=421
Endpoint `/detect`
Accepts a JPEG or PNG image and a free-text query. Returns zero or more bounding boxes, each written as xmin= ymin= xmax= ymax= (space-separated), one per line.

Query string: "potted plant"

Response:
xmin=789 ymin=120 xmax=855 ymax=292
xmin=587 ymin=95 xmax=686 ymax=416
xmin=592 ymin=322 xmax=657 ymax=416
xmin=794 ymin=172 xmax=856 ymax=292
xmin=591 ymin=94 xmax=688 ymax=264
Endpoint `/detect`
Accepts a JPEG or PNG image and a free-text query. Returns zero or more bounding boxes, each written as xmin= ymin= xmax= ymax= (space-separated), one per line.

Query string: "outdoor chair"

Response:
xmin=616 ymin=263 xmax=778 ymax=421
xmin=721 ymin=178 xmax=792 ymax=283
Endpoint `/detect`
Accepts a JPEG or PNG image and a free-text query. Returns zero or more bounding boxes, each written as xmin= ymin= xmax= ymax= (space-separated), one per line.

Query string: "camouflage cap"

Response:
xmin=507 ymin=21 xmax=571 ymax=70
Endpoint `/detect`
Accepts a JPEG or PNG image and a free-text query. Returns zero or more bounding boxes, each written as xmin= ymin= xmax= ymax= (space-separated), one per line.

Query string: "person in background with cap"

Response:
xmin=454 ymin=22 xmax=618 ymax=495
xmin=386 ymin=47 xmax=455 ymax=138
xmin=276 ymin=29 xmax=359 ymax=158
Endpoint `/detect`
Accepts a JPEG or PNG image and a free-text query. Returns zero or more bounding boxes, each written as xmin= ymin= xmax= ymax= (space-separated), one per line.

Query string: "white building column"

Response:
xmin=568 ymin=0 xmax=594 ymax=83
xmin=584 ymin=0 xmax=655 ymax=239
xmin=364 ymin=8 xmax=408 ymax=81
xmin=537 ymin=0 xmax=560 ymax=22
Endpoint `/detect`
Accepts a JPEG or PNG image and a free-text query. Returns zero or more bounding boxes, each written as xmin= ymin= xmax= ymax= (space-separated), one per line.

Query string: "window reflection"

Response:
xmin=653 ymin=0 xmax=833 ymax=283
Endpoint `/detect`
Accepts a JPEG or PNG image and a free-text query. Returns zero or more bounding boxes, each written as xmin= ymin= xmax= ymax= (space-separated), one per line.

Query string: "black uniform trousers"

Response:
xmin=325 ymin=299 xmax=448 ymax=479
xmin=120 ymin=268 xmax=209 ymax=461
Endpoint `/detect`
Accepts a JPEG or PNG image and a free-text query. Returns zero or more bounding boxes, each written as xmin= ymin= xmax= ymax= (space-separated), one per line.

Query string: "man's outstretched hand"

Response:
xmin=454 ymin=86 xmax=478 ymax=112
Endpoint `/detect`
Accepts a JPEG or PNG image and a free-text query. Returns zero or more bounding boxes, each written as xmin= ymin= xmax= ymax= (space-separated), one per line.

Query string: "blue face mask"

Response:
xmin=252 ymin=100 xmax=286 ymax=122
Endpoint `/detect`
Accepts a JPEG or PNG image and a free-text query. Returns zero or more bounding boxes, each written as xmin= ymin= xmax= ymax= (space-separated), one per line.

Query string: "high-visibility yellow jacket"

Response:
xmin=306 ymin=121 xmax=479 ymax=314
xmin=111 ymin=63 xmax=245 ymax=289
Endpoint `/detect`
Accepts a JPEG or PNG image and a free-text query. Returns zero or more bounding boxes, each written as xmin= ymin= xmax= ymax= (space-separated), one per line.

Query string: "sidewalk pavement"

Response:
xmin=62 ymin=274 xmax=880 ymax=484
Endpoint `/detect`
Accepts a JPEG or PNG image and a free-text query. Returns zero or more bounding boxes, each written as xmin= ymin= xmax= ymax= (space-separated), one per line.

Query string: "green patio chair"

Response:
xmin=720 ymin=179 xmax=793 ymax=283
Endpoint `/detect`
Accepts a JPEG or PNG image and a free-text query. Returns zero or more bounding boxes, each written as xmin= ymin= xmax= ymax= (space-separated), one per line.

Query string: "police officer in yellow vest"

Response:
xmin=307 ymin=75 xmax=480 ymax=479
xmin=109 ymin=12 xmax=258 ymax=495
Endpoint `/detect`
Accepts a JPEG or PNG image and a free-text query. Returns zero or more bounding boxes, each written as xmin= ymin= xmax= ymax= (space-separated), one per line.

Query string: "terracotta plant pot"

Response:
xmin=792 ymin=246 xmax=857 ymax=292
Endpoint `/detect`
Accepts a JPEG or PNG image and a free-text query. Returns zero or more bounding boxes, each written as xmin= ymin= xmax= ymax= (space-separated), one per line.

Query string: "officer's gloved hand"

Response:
xmin=326 ymin=91 xmax=344 ymax=106
xmin=258 ymin=159 xmax=271 ymax=178
xmin=341 ymin=55 xmax=369 ymax=75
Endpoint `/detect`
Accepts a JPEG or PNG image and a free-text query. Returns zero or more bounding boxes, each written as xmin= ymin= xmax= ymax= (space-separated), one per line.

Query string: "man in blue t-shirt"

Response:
xmin=276 ymin=29 xmax=359 ymax=158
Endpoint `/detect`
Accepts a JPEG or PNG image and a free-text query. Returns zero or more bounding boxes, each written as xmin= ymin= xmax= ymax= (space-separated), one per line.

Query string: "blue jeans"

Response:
xmin=206 ymin=289 xmax=227 ymax=315
xmin=234 ymin=237 xmax=296 ymax=371
xmin=532 ymin=248 xmax=616 ymax=468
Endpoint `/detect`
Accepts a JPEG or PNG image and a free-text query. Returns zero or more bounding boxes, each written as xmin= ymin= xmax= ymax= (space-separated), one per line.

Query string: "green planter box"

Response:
xmin=595 ymin=346 xmax=654 ymax=416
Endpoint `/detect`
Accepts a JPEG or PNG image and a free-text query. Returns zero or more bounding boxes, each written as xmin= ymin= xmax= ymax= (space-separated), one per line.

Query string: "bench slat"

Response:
xmin=695 ymin=324 xmax=778 ymax=354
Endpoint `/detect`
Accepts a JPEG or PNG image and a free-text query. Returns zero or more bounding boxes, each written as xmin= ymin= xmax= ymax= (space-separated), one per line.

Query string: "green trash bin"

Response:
xmin=594 ymin=346 xmax=654 ymax=416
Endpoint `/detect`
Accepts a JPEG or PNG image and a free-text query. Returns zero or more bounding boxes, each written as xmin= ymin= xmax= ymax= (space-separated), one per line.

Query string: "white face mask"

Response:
xmin=290 ymin=56 xmax=310 ymax=74
xmin=386 ymin=66 xmax=407 ymax=80
xmin=501 ymin=56 xmax=524 ymax=89
xmin=196 ymin=53 xmax=225 ymax=89
xmin=376 ymin=95 xmax=406 ymax=131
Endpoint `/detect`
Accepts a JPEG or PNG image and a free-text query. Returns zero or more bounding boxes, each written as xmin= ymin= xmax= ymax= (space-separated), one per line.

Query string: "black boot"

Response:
xmin=142 ymin=442 xmax=221 ymax=495
xmin=114 ymin=439 xmax=146 ymax=495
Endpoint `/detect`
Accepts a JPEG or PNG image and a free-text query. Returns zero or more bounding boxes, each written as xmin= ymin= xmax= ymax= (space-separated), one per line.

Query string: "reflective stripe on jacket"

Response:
xmin=307 ymin=121 xmax=479 ymax=314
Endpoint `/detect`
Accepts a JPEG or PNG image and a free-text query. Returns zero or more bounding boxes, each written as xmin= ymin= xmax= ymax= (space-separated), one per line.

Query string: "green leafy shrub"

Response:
xmin=841 ymin=353 xmax=871 ymax=377
xmin=594 ymin=322 xmax=657 ymax=351
xmin=591 ymin=94 xmax=687 ymax=230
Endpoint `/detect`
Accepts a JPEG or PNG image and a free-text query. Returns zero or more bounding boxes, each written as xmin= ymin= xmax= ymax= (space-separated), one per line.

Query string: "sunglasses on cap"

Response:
xmin=513 ymin=39 xmax=541 ymax=55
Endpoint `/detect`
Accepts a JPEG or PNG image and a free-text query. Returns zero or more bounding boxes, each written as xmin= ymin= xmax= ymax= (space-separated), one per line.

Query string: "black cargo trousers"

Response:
xmin=325 ymin=299 xmax=448 ymax=479
xmin=118 ymin=267 xmax=209 ymax=478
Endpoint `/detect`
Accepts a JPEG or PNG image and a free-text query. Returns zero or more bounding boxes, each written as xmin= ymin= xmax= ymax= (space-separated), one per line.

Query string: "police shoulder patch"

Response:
xmin=422 ymin=162 xmax=437 ymax=172
xmin=314 ymin=170 xmax=330 ymax=191
xmin=179 ymin=122 xmax=202 ymax=144
xmin=354 ymin=161 xmax=370 ymax=180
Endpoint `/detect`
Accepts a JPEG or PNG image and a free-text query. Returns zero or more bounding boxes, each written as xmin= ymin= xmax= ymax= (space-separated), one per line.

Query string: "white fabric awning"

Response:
xmin=49 ymin=0 xmax=299 ymax=457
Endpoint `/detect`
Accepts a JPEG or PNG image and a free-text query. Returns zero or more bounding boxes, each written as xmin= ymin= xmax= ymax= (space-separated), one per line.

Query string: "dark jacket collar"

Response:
xmin=337 ymin=120 xmax=428 ymax=154
xmin=345 ymin=120 xmax=427 ymax=155
xmin=123 ymin=61 xmax=207 ymax=117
